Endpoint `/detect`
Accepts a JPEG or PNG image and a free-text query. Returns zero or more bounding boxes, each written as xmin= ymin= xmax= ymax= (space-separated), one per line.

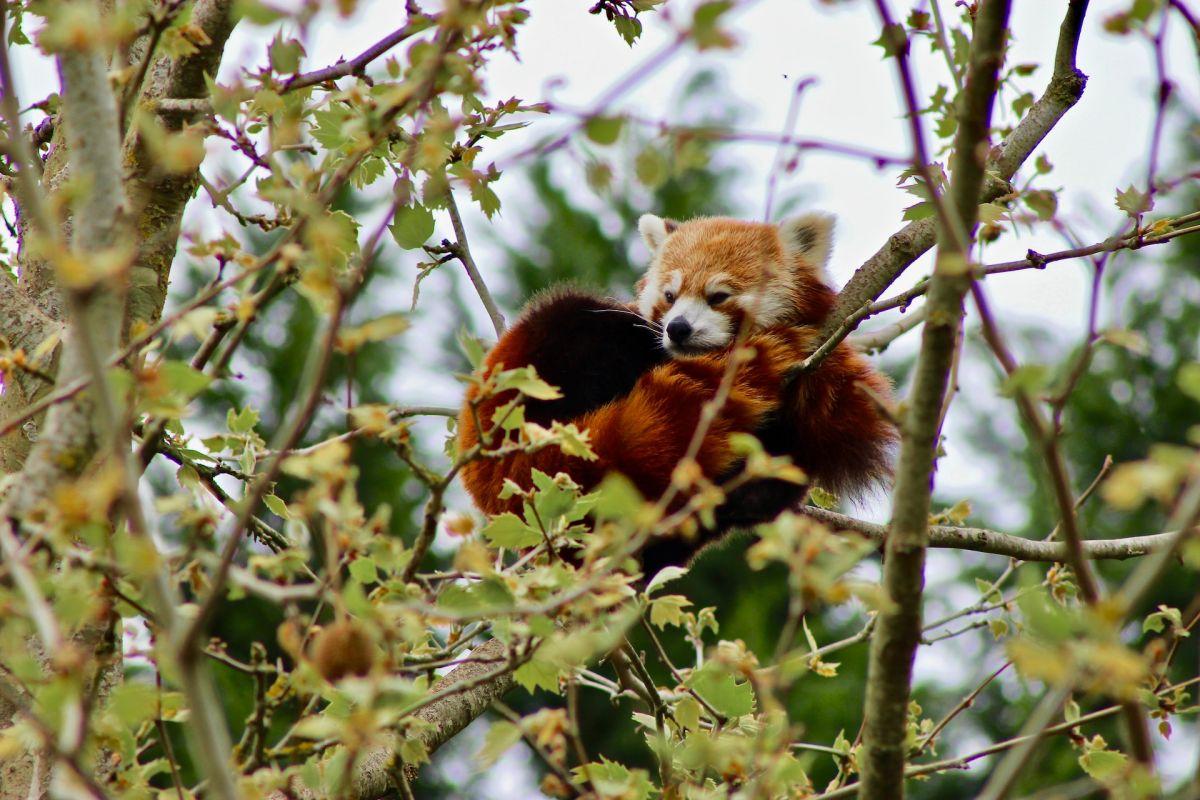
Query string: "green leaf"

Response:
xmin=1011 ymin=91 xmax=1035 ymax=118
xmin=109 ymin=682 xmax=159 ymax=728
xmin=1143 ymin=605 xmax=1185 ymax=635
xmin=686 ymin=664 xmax=755 ymax=718
xmin=1178 ymin=363 xmax=1200 ymax=403
xmin=977 ymin=202 xmax=1006 ymax=224
xmin=613 ymin=15 xmax=643 ymax=45
xmin=438 ymin=579 xmax=514 ymax=613
xmin=808 ymin=487 xmax=838 ymax=510
xmin=1024 ymin=189 xmax=1058 ymax=221
xmin=872 ymin=22 xmax=908 ymax=59
xmin=593 ymin=473 xmax=644 ymax=520
xmin=675 ymin=695 xmax=702 ymax=731
xmin=1099 ymin=328 xmax=1149 ymax=355
xmin=634 ymin=146 xmax=668 ymax=188
xmin=348 ymin=557 xmax=379 ymax=584
xmin=311 ymin=108 xmax=350 ymax=150
xmin=530 ymin=469 xmax=579 ymax=522
xmin=585 ymin=160 xmax=613 ymax=193
xmin=476 ymin=720 xmax=521 ymax=769
xmin=236 ymin=0 xmax=287 ymax=25
xmin=1015 ymin=586 xmax=1075 ymax=643
xmin=902 ymin=201 xmax=934 ymax=222
xmin=584 ymin=116 xmax=624 ymax=145
xmin=546 ymin=422 xmax=597 ymax=460
xmin=514 ymin=658 xmax=560 ymax=693
xmin=1115 ymin=184 xmax=1153 ymax=218
xmin=269 ymin=35 xmax=305 ymax=74
xmin=263 ymin=494 xmax=289 ymax=519
xmin=471 ymin=183 xmax=502 ymax=220
xmin=644 ymin=565 xmax=688 ymax=596
xmin=160 ymin=361 xmax=212 ymax=399
xmin=482 ymin=513 xmax=542 ymax=549
xmin=458 ymin=327 xmax=488 ymax=369
xmin=390 ymin=204 xmax=436 ymax=250
xmin=337 ymin=313 xmax=410 ymax=351
xmin=1079 ymin=747 xmax=1128 ymax=781
xmin=692 ymin=1 xmax=735 ymax=50
xmin=648 ymin=594 xmax=692 ymax=629
xmin=227 ymin=406 xmax=259 ymax=434
xmin=572 ymin=758 xmax=653 ymax=800
xmin=999 ymin=364 xmax=1050 ymax=397
xmin=494 ymin=366 xmax=562 ymax=400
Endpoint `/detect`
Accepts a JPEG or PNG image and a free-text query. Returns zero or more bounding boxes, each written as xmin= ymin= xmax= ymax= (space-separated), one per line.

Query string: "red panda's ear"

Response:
xmin=779 ymin=212 xmax=836 ymax=275
xmin=638 ymin=214 xmax=678 ymax=255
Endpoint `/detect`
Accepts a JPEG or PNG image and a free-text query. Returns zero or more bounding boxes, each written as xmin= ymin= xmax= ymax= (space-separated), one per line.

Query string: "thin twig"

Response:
xmin=445 ymin=189 xmax=506 ymax=338
xmin=282 ymin=15 xmax=432 ymax=93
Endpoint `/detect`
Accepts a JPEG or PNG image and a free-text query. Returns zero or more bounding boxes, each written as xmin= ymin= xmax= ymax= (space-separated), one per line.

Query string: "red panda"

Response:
xmin=457 ymin=214 xmax=897 ymax=570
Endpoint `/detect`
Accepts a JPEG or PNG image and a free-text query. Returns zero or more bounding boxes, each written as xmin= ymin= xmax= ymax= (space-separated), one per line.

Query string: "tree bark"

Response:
xmin=858 ymin=1 xmax=1013 ymax=797
xmin=0 ymin=3 xmax=239 ymax=797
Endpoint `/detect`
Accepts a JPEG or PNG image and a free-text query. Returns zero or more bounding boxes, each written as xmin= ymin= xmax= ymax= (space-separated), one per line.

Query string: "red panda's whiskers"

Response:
xmin=587 ymin=307 xmax=663 ymax=332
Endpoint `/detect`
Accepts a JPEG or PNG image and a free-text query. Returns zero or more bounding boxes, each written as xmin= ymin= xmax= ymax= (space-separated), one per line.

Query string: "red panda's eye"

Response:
xmin=664 ymin=290 xmax=676 ymax=304
xmin=707 ymin=292 xmax=731 ymax=306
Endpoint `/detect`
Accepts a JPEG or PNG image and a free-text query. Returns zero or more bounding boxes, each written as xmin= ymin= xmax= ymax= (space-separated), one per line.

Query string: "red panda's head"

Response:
xmin=635 ymin=214 xmax=837 ymax=356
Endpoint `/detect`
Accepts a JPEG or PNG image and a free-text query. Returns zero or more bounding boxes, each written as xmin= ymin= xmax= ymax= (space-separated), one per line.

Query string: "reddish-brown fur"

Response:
xmin=458 ymin=313 xmax=896 ymax=513
xmin=456 ymin=213 xmax=898 ymax=568
xmin=459 ymin=324 xmax=812 ymax=516
xmin=641 ymin=217 xmax=836 ymax=329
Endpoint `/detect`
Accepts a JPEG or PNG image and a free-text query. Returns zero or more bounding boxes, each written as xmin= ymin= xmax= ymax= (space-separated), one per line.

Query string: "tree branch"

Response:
xmin=6 ymin=40 xmax=129 ymax=519
xmin=446 ymin=189 xmax=506 ymax=338
xmin=282 ymin=15 xmax=433 ymax=93
xmin=801 ymin=507 xmax=1182 ymax=562
xmin=121 ymin=0 xmax=237 ymax=337
xmin=858 ymin=2 xmax=1012 ymax=797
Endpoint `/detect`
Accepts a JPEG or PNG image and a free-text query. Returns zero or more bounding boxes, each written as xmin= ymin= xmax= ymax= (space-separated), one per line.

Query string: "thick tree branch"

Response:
xmin=0 ymin=277 xmax=59 ymax=410
xmin=0 ymin=37 xmax=129 ymax=800
xmin=0 ymin=1 xmax=61 ymax=472
xmin=121 ymin=0 xmax=236 ymax=336
xmin=6 ymin=44 xmax=128 ymax=519
xmin=801 ymin=507 xmax=1182 ymax=562
xmin=858 ymin=2 xmax=1012 ymax=798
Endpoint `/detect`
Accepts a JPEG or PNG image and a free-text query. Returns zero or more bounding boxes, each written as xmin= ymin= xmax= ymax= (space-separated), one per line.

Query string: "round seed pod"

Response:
xmin=309 ymin=619 xmax=375 ymax=682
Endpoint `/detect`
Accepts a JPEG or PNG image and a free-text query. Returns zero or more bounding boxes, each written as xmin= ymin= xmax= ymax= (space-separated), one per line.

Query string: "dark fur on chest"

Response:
xmin=510 ymin=289 xmax=668 ymax=426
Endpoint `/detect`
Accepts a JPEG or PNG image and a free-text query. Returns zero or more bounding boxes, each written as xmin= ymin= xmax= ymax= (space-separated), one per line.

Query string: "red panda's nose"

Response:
xmin=666 ymin=317 xmax=693 ymax=344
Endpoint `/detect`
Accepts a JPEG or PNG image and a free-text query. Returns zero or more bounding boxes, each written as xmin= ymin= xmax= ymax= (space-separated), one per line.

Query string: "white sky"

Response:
xmin=8 ymin=0 xmax=1200 ymax=794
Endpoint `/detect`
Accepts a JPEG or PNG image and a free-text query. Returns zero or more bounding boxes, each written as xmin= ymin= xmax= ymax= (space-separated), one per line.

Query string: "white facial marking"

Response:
xmin=637 ymin=270 xmax=660 ymax=317
xmin=739 ymin=285 xmax=790 ymax=329
xmin=661 ymin=296 xmax=734 ymax=354
xmin=665 ymin=270 xmax=682 ymax=294
xmin=637 ymin=269 xmax=682 ymax=317
xmin=704 ymin=274 xmax=732 ymax=295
